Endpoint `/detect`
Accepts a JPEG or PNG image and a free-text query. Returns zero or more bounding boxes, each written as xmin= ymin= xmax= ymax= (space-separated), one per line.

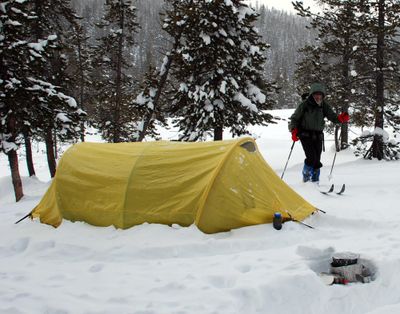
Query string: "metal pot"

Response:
xmin=331 ymin=252 xmax=359 ymax=267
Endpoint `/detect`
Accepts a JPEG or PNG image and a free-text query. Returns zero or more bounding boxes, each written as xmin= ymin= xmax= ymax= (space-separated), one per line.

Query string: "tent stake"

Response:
xmin=15 ymin=212 xmax=32 ymax=224
xmin=285 ymin=210 xmax=315 ymax=229
xmin=294 ymin=220 xmax=314 ymax=229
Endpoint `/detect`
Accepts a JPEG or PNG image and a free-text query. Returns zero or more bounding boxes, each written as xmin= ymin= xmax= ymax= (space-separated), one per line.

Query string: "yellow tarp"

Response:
xmin=31 ymin=137 xmax=316 ymax=233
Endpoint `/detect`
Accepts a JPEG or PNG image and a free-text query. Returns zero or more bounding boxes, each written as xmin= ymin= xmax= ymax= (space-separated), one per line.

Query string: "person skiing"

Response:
xmin=289 ymin=82 xmax=349 ymax=182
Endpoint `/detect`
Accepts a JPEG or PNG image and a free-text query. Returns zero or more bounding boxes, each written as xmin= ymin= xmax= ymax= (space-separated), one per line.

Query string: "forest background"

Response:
xmin=1 ymin=0 xmax=400 ymax=202
xmin=71 ymin=0 xmax=313 ymax=110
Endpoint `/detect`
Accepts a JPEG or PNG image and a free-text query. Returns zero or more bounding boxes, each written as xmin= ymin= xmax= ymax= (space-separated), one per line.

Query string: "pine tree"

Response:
xmin=91 ymin=0 xmax=139 ymax=143
xmin=293 ymin=0 xmax=367 ymax=150
xmin=357 ymin=0 xmax=400 ymax=159
xmin=27 ymin=0 xmax=86 ymax=177
xmin=131 ymin=0 xmax=190 ymax=142
xmin=132 ymin=66 xmax=166 ymax=141
xmin=0 ymin=0 xmax=36 ymax=201
xmin=169 ymin=0 xmax=275 ymax=141
xmin=294 ymin=0 xmax=400 ymax=159
xmin=255 ymin=4 xmax=316 ymax=109
xmin=67 ymin=22 xmax=92 ymax=141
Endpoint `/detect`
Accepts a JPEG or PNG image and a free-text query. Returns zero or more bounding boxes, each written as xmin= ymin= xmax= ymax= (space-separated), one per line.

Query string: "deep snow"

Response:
xmin=1 ymin=109 xmax=400 ymax=314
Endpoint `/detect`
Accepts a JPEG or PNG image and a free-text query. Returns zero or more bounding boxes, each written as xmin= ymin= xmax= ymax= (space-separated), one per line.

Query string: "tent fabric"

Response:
xmin=31 ymin=137 xmax=316 ymax=233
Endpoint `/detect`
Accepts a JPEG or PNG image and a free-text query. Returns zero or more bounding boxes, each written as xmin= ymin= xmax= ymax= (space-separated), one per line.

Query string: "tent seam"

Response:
xmin=194 ymin=137 xmax=254 ymax=227
xmin=122 ymin=143 xmax=151 ymax=228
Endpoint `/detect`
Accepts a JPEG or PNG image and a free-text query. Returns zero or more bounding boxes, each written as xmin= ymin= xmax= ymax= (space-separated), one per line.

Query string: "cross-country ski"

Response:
xmin=318 ymin=184 xmax=346 ymax=195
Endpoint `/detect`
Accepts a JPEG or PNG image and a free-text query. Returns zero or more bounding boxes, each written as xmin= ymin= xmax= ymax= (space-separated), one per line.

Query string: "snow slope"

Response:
xmin=1 ymin=110 xmax=400 ymax=314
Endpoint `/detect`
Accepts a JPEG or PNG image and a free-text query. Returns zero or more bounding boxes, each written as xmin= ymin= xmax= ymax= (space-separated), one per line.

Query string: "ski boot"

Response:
xmin=302 ymin=164 xmax=313 ymax=182
xmin=311 ymin=168 xmax=320 ymax=183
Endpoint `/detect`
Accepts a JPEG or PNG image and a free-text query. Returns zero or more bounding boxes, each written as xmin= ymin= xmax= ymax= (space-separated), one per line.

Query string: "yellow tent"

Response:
xmin=31 ymin=137 xmax=316 ymax=233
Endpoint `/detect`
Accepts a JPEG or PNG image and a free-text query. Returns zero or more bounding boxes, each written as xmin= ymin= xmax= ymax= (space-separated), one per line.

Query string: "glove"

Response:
xmin=338 ymin=112 xmax=350 ymax=123
xmin=291 ymin=128 xmax=299 ymax=142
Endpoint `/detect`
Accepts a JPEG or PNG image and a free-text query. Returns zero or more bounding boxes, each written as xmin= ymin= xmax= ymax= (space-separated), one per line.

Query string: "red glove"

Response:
xmin=291 ymin=128 xmax=299 ymax=142
xmin=338 ymin=112 xmax=350 ymax=123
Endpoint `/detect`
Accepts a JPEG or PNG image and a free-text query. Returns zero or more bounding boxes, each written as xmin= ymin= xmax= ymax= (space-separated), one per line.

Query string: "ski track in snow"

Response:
xmin=1 ymin=110 xmax=400 ymax=314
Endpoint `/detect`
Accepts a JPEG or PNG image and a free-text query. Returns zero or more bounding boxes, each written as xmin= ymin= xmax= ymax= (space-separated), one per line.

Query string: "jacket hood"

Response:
xmin=309 ymin=83 xmax=326 ymax=97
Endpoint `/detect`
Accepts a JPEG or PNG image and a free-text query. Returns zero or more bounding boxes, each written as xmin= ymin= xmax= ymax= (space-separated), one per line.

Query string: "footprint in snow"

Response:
xmin=33 ymin=240 xmax=55 ymax=251
xmin=89 ymin=263 xmax=104 ymax=273
xmin=235 ymin=264 xmax=251 ymax=273
xmin=12 ymin=237 xmax=30 ymax=253
xmin=207 ymin=275 xmax=237 ymax=289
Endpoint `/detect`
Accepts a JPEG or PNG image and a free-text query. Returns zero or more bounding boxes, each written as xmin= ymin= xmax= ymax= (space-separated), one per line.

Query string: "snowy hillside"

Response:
xmin=1 ymin=109 xmax=400 ymax=314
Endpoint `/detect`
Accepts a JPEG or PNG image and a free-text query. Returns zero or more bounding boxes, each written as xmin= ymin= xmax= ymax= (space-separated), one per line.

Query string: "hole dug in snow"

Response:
xmin=296 ymin=246 xmax=377 ymax=285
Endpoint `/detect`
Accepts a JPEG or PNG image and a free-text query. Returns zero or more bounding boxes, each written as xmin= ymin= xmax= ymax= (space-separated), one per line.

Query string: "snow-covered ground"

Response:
xmin=1 ymin=109 xmax=400 ymax=314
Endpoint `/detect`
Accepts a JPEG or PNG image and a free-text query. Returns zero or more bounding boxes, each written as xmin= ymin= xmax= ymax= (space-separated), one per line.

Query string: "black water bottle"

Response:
xmin=273 ymin=212 xmax=282 ymax=230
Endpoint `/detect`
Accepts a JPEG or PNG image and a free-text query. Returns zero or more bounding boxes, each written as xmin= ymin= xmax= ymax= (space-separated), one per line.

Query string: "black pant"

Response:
xmin=299 ymin=130 xmax=323 ymax=169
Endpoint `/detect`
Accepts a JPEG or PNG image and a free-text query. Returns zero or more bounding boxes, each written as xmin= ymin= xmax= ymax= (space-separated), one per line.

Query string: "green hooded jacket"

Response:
xmin=289 ymin=83 xmax=339 ymax=132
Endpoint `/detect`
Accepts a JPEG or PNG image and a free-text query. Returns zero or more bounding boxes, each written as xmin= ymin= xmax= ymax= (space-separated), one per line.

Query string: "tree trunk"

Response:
xmin=45 ymin=129 xmax=57 ymax=178
xmin=334 ymin=125 xmax=340 ymax=152
xmin=7 ymin=115 xmax=24 ymax=201
xmin=137 ymin=32 xmax=183 ymax=142
xmin=340 ymin=123 xmax=348 ymax=150
xmin=113 ymin=6 xmax=124 ymax=143
xmin=137 ymin=54 xmax=172 ymax=142
xmin=24 ymin=132 xmax=36 ymax=177
xmin=77 ymin=31 xmax=85 ymax=142
xmin=341 ymin=28 xmax=351 ymax=150
xmin=8 ymin=149 xmax=24 ymax=202
xmin=137 ymin=54 xmax=173 ymax=142
xmin=214 ymin=126 xmax=223 ymax=141
xmin=53 ymin=129 xmax=58 ymax=160
xmin=371 ymin=0 xmax=385 ymax=160
xmin=80 ymin=122 xmax=85 ymax=142
xmin=34 ymin=0 xmax=43 ymax=37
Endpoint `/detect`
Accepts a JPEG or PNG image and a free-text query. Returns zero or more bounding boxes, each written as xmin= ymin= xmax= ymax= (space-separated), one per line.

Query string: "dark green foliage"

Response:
xmin=352 ymin=133 xmax=400 ymax=160
xmin=166 ymin=0 xmax=276 ymax=141
xmin=130 ymin=0 xmax=189 ymax=141
xmin=0 ymin=0 xmax=33 ymax=153
xmin=294 ymin=0 xmax=366 ymax=149
xmin=294 ymin=0 xmax=400 ymax=158
xmin=27 ymin=0 xmax=86 ymax=144
xmin=66 ymin=23 xmax=93 ymax=141
xmin=91 ymin=0 xmax=140 ymax=142
xmin=131 ymin=66 xmax=167 ymax=141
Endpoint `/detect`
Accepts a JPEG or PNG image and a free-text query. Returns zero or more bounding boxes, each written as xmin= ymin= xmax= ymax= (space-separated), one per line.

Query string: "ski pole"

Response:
xmin=328 ymin=127 xmax=342 ymax=180
xmin=281 ymin=141 xmax=296 ymax=179
xmin=328 ymin=152 xmax=337 ymax=180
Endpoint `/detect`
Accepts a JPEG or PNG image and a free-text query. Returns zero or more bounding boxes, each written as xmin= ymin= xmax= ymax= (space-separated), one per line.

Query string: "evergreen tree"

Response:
xmin=169 ymin=0 xmax=276 ymax=141
xmin=293 ymin=0 xmax=367 ymax=150
xmin=28 ymin=0 xmax=86 ymax=177
xmin=255 ymin=4 xmax=316 ymax=108
xmin=0 ymin=0 xmax=35 ymax=201
xmin=131 ymin=0 xmax=189 ymax=141
xmin=69 ymin=1 xmax=320 ymax=117
xmin=354 ymin=0 xmax=400 ymax=159
xmin=67 ymin=22 xmax=92 ymax=141
xmin=132 ymin=66 xmax=167 ymax=141
xmin=92 ymin=0 xmax=140 ymax=143
xmin=135 ymin=0 xmax=165 ymax=76
xmin=294 ymin=0 xmax=400 ymax=159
